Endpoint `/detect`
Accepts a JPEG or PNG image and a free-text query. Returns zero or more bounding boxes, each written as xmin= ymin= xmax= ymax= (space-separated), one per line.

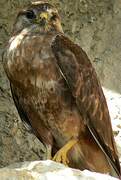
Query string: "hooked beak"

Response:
xmin=36 ymin=11 xmax=63 ymax=33
xmin=40 ymin=12 xmax=49 ymax=21
xmin=36 ymin=11 xmax=51 ymax=30
xmin=36 ymin=12 xmax=51 ymax=26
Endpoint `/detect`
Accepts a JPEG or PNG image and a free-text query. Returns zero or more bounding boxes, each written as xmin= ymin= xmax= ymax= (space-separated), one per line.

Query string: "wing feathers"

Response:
xmin=51 ymin=34 xmax=121 ymax=176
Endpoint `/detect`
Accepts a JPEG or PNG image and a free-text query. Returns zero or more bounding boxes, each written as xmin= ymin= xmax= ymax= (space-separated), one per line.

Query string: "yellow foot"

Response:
xmin=53 ymin=139 xmax=78 ymax=166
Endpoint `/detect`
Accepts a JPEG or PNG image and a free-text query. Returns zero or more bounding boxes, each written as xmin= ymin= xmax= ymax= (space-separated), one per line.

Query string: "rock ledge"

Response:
xmin=0 ymin=160 xmax=118 ymax=180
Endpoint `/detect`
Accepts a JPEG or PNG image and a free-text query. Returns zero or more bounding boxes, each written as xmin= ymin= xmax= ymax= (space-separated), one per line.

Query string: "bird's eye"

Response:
xmin=26 ymin=10 xmax=36 ymax=19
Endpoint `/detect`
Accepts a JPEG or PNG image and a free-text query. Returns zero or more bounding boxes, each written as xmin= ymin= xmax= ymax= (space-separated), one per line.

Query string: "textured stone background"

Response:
xmin=0 ymin=0 xmax=121 ymax=167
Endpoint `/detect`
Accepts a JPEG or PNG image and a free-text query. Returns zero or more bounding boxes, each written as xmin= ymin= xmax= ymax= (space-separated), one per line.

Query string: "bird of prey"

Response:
xmin=3 ymin=1 xmax=121 ymax=178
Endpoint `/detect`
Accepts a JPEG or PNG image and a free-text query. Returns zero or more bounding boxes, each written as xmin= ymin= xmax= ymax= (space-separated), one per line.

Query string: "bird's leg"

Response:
xmin=52 ymin=139 xmax=78 ymax=165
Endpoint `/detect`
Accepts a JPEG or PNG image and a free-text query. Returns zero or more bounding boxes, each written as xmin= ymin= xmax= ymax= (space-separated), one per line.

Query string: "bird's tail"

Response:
xmin=67 ymin=139 xmax=119 ymax=177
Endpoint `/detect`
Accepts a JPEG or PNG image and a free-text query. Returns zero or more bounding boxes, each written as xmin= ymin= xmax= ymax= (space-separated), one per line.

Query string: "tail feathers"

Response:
xmin=67 ymin=141 xmax=115 ymax=175
xmin=86 ymin=123 xmax=121 ymax=178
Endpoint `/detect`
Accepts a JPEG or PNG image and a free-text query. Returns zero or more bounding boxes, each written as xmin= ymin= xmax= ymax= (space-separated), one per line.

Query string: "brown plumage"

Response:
xmin=3 ymin=1 xmax=121 ymax=178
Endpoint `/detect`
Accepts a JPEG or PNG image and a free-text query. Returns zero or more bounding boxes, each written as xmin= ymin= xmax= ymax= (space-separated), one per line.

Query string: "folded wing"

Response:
xmin=51 ymin=34 xmax=120 ymax=176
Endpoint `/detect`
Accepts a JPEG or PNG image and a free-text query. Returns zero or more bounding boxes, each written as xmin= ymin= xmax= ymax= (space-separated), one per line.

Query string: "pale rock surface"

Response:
xmin=0 ymin=160 xmax=118 ymax=180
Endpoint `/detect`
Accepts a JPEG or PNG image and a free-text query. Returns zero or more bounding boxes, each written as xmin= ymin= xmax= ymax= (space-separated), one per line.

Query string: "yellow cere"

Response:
xmin=40 ymin=12 xmax=49 ymax=20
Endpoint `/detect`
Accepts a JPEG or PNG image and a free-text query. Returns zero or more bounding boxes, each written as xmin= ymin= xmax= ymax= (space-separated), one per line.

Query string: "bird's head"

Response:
xmin=13 ymin=1 xmax=63 ymax=35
